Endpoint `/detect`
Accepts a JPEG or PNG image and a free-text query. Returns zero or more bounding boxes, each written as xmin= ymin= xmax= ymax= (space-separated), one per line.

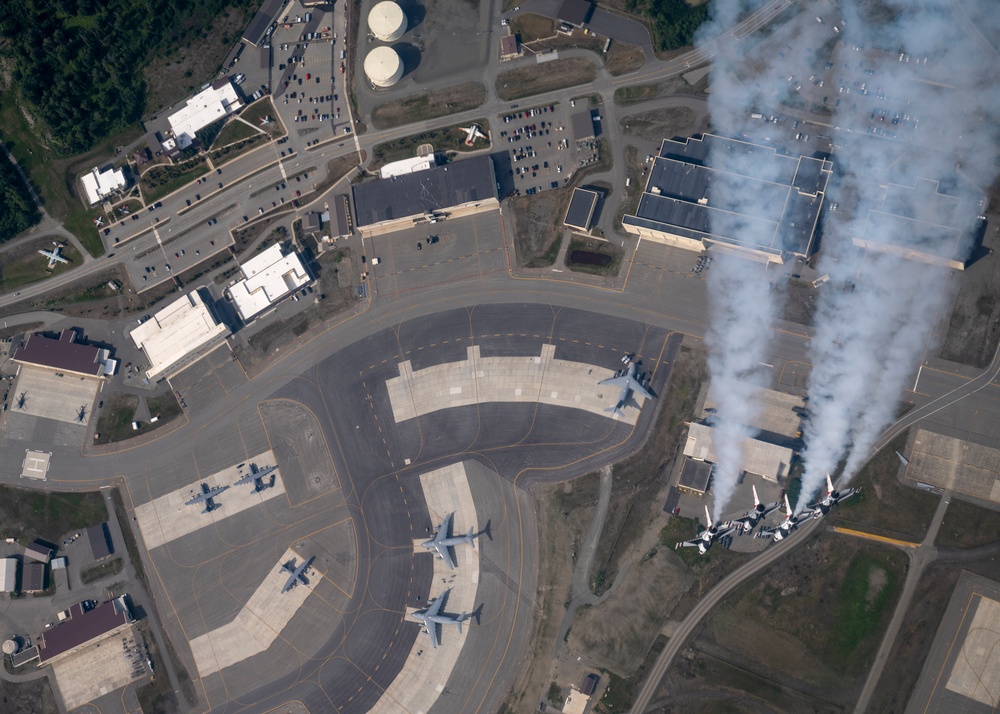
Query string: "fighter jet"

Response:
xmin=805 ymin=473 xmax=860 ymax=519
xmin=754 ymin=494 xmax=800 ymax=542
xmin=184 ymin=482 xmax=229 ymax=513
xmin=411 ymin=589 xmax=468 ymax=649
xmin=731 ymin=485 xmax=782 ymax=535
xmin=234 ymin=463 xmax=277 ymax=492
xmin=279 ymin=555 xmax=315 ymax=593
xmin=420 ymin=512 xmax=477 ymax=570
xmin=675 ymin=505 xmax=738 ymax=555
xmin=599 ymin=361 xmax=655 ymax=417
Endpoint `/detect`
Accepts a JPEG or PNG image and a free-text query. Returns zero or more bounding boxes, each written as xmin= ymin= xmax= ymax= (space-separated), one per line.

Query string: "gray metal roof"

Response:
xmin=564 ymin=188 xmax=598 ymax=230
xmin=633 ymin=134 xmax=831 ymax=257
xmin=352 ymin=156 xmax=497 ymax=227
xmin=678 ymin=458 xmax=713 ymax=494
xmin=243 ymin=0 xmax=283 ymax=46
xmin=571 ymin=111 xmax=595 ymax=142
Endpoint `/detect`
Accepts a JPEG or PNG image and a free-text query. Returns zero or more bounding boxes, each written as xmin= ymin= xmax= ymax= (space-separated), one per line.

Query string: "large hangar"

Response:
xmin=351 ymin=155 xmax=499 ymax=236
xmin=129 ymin=290 xmax=229 ymax=380
xmin=368 ymin=1 xmax=407 ymax=42
xmin=624 ymin=134 xmax=832 ymax=264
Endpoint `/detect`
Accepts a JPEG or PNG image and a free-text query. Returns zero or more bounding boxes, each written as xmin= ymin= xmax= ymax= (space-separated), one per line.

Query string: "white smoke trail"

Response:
xmin=797 ymin=0 xmax=1000 ymax=508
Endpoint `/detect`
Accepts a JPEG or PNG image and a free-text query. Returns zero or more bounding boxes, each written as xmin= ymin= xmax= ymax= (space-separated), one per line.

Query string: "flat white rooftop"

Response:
xmin=380 ymin=155 xmax=436 ymax=179
xmin=130 ymin=291 xmax=229 ymax=380
xmin=81 ymin=166 xmax=126 ymax=206
xmin=229 ymin=243 xmax=310 ymax=321
xmin=0 ymin=558 xmax=15 ymax=592
xmin=684 ymin=422 xmax=793 ymax=482
xmin=168 ymin=81 xmax=241 ymax=149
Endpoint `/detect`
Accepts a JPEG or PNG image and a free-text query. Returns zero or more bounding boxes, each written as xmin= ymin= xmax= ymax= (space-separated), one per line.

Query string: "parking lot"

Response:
xmin=269 ymin=0 xmax=351 ymax=148
xmin=494 ymin=101 xmax=600 ymax=197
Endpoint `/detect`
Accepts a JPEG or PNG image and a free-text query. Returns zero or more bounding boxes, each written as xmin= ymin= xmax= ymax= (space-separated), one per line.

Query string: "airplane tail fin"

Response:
xmin=466 ymin=527 xmax=476 ymax=550
xmin=458 ymin=614 xmax=466 ymax=634
xmin=704 ymin=504 xmax=713 ymax=528
xmin=752 ymin=484 xmax=761 ymax=507
xmin=826 ymin=472 xmax=834 ymax=493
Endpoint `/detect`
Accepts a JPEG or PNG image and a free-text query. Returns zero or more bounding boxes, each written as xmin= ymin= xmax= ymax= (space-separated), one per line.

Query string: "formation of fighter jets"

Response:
xmin=413 ymin=512 xmax=481 ymax=648
xmin=183 ymin=462 xmax=279 ymax=512
xmin=677 ymin=475 xmax=860 ymax=554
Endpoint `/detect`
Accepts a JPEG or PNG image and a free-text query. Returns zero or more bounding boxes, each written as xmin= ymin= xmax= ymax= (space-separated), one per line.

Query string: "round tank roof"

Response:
xmin=368 ymin=1 xmax=407 ymax=42
xmin=2 ymin=639 xmax=17 ymax=655
xmin=364 ymin=46 xmax=404 ymax=87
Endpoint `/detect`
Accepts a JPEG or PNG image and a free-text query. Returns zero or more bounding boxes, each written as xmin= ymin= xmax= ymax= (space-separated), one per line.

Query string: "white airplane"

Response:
xmin=731 ymin=485 xmax=782 ymax=534
xmin=460 ymin=124 xmax=486 ymax=145
xmin=598 ymin=362 xmax=655 ymax=417
xmin=675 ymin=505 xmax=737 ymax=555
xmin=259 ymin=115 xmax=272 ymax=126
xmin=93 ymin=216 xmax=104 ymax=227
xmin=420 ymin=512 xmax=477 ymax=570
xmin=411 ymin=589 xmax=468 ymax=649
xmin=38 ymin=243 xmax=69 ymax=269
xmin=805 ymin=473 xmax=860 ymax=519
xmin=754 ymin=494 xmax=800 ymax=542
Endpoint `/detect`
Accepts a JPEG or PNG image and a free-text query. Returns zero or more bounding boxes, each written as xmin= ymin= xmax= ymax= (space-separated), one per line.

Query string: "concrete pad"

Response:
xmin=12 ymin=367 xmax=100 ymax=424
xmin=134 ymin=450 xmax=286 ymax=550
xmin=21 ymin=450 xmax=50 ymax=480
xmin=908 ymin=428 xmax=1000 ymax=502
xmin=189 ymin=547 xmax=323 ymax=678
xmin=946 ymin=596 xmax=1000 ymax=704
xmin=370 ymin=463 xmax=479 ymax=714
xmin=385 ymin=344 xmax=645 ymax=426
xmin=50 ymin=624 xmax=142 ymax=710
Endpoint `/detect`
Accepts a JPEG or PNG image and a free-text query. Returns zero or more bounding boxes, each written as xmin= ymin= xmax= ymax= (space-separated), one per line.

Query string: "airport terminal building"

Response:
xmin=624 ymin=134 xmax=832 ymax=264
xmin=351 ymin=155 xmax=499 ymax=236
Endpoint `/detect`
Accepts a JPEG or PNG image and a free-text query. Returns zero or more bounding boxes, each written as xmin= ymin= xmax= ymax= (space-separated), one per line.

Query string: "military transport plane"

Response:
xmin=755 ymin=494 xmax=800 ymax=542
xmin=280 ymin=556 xmax=315 ymax=594
xmin=805 ymin=473 xmax=860 ymax=519
xmin=184 ymin=483 xmax=229 ymax=513
xmin=412 ymin=589 xmax=469 ymax=649
xmin=731 ymin=485 xmax=782 ymax=534
xmin=420 ymin=512 xmax=477 ymax=570
xmin=599 ymin=362 xmax=655 ymax=417
xmin=234 ymin=463 xmax=278 ymax=492
xmin=676 ymin=505 xmax=737 ymax=555
xmin=38 ymin=243 xmax=69 ymax=270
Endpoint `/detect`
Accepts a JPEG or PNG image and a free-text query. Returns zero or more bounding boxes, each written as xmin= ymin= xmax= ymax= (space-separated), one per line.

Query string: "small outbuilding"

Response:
xmin=0 ymin=558 xmax=17 ymax=592
xmin=25 ymin=540 xmax=53 ymax=564
xmin=87 ymin=523 xmax=113 ymax=562
xmin=557 ymin=0 xmax=594 ymax=28
xmin=564 ymin=188 xmax=599 ymax=231
xmin=500 ymin=34 xmax=521 ymax=61
xmin=23 ymin=562 xmax=46 ymax=593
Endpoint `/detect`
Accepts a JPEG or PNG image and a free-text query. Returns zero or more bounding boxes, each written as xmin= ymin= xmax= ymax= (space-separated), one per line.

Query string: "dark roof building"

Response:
xmin=87 ymin=523 xmax=113 ymax=562
xmin=24 ymin=540 xmax=53 ymax=564
xmin=558 ymin=0 xmax=593 ymax=27
xmin=623 ymin=134 xmax=832 ymax=264
xmin=677 ymin=458 xmax=713 ymax=496
xmin=352 ymin=156 xmax=499 ymax=234
xmin=242 ymin=0 xmax=283 ymax=47
xmin=12 ymin=329 xmax=111 ymax=379
xmin=23 ymin=562 xmax=46 ymax=593
xmin=327 ymin=195 xmax=353 ymax=240
xmin=571 ymin=111 xmax=595 ymax=142
xmin=38 ymin=598 xmax=132 ymax=664
xmin=564 ymin=188 xmax=599 ymax=231
xmin=500 ymin=34 xmax=520 ymax=61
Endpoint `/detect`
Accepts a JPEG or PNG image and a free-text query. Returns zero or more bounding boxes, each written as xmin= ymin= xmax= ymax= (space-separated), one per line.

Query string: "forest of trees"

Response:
xmin=624 ymin=0 xmax=710 ymax=52
xmin=0 ymin=0 xmax=252 ymax=155
xmin=0 ymin=151 xmax=40 ymax=243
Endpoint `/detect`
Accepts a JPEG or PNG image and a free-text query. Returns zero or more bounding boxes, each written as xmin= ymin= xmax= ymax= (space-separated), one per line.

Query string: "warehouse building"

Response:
xmin=564 ymin=188 xmax=599 ymax=231
xmin=571 ymin=111 xmax=596 ymax=143
xmin=500 ymin=34 xmax=521 ymax=61
xmin=228 ymin=244 xmax=311 ymax=322
xmin=558 ymin=0 xmax=594 ymax=28
xmin=624 ymin=134 xmax=832 ymax=264
xmin=683 ymin=422 xmax=793 ymax=483
xmin=87 ymin=523 xmax=114 ymax=562
xmin=37 ymin=597 xmax=133 ymax=665
xmin=352 ymin=155 xmax=498 ymax=236
xmin=12 ymin=329 xmax=114 ymax=379
xmin=326 ymin=195 xmax=353 ymax=241
xmin=25 ymin=540 xmax=53 ymax=564
xmin=0 ymin=558 xmax=16 ymax=593
xmin=167 ymin=79 xmax=243 ymax=150
xmin=850 ymin=177 xmax=981 ymax=270
xmin=677 ymin=459 xmax=713 ymax=497
xmin=81 ymin=166 xmax=127 ymax=206
xmin=23 ymin=562 xmax=46 ymax=593
xmin=129 ymin=291 xmax=229 ymax=381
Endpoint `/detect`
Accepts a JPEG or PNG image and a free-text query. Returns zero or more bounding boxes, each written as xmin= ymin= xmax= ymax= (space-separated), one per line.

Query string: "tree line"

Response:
xmin=0 ymin=150 xmax=40 ymax=243
xmin=623 ymin=0 xmax=710 ymax=52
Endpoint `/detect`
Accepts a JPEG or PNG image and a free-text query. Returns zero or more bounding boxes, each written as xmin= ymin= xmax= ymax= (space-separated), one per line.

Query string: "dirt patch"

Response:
xmin=0 ymin=321 xmax=42 ymax=340
xmin=502 ymin=473 xmax=600 ymax=714
xmin=142 ymin=5 xmax=255 ymax=115
xmin=496 ymin=57 xmax=597 ymax=102
xmin=370 ymin=82 xmax=487 ymax=130
xmin=866 ymin=565 xmax=888 ymax=605
xmin=605 ymin=42 xmax=647 ymax=76
xmin=936 ymin=497 xmax=1000 ymax=548
xmin=510 ymin=13 xmax=556 ymax=43
xmin=0 ymin=484 xmax=107 ymax=546
xmin=0 ymin=675 xmax=59 ymax=714
xmin=614 ymin=145 xmax=645 ymax=233
xmin=781 ymin=278 xmax=819 ymax=325
xmin=615 ymin=71 xmax=710 ymax=107
xmin=621 ymin=107 xmax=705 ymax=143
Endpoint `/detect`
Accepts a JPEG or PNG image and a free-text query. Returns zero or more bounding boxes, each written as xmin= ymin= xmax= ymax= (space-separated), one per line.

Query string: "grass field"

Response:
xmin=0 ymin=485 xmax=108 ymax=545
xmin=140 ymin=158 xmax=210 ymax=203
xmin=80 ymin=557 xmax=124 ymax=585
xmin=614 ymin=83 xmax=663 ymax=106
xmin=936 ymin=497 xmax=1000 ymax=548
xmin=0 ymin=88 xmax=139 ymax=257
xmin=94 ymin=393 xmax=139 ymax=445
xmin=830 ymin=550 xmax=902 ymax=672
xmin=214 ymin=118 xmax=260 ymax=147
xmin=511 ymin=13 xmax=556 ymax=43
xmin=371 ymin=120 xmax=490 ymax=170
xmin=0 ymin=238 xmax=83 ymax=292
xmin=371 ymin=82 xmax=487 ymax=130
xmin=210 ymin=132 xmax=269 ymax=164
xmin=496 ymin=57 xmax=597 ymax=101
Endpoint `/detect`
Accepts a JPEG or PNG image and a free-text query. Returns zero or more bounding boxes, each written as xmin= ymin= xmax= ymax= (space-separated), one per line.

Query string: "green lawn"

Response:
xmin=371 ymin=119 xmax=491 ymax=170
xmin=140 ymin=159 xmax=210 ymax=203
xmin=829 ymin=550 xmax=903 ymax=673
xmin=0 ymin=240 xmax=83 ymax=292
xmin=0 ymin=485 xmax=108 ymax=544
xmin=80 ymin=557 xmax=123 ymax=585
xmin=214 ymin=118 xmax=260 ymax=148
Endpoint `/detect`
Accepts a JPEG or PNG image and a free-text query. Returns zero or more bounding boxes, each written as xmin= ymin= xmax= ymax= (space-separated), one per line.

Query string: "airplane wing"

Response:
xmin=233 ymin=473 xmax=253 ymax=486
xmin=598 ymin=374 xmax=629 ymax=387
xmin=425 ymin=592 xmax=445 ymax=618
xmin=753 ymin=526 xmax=778 ymax=540
xmin=628 ymin=375 xmax=655 ymax=400
xmin=281 ymin=572 xmax=297 ymax=593
xmin=675 ymin=539 xmax=702 ymax=549
xmin=424 ymin=621 xmax=440 ymax=649
xmin=184 ymin=493 xmax=206 ymax=506
xmin=434 ymin=542 xmax=457 ymax=570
